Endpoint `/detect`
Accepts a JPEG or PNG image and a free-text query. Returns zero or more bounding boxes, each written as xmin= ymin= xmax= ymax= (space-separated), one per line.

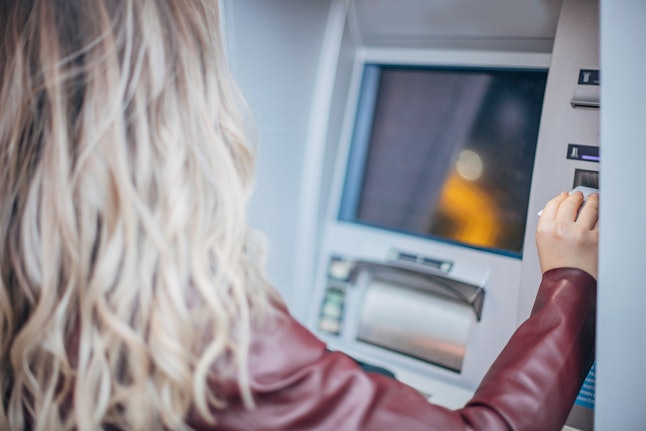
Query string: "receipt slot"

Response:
xmin=571 ymin=69 xmax=601 ymax=109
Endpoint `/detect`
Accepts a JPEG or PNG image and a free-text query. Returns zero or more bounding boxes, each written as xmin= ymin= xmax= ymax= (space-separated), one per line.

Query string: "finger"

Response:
xmin=540 ymin=192 xmax=569 ymax=220
xmin=556 ymin=191 xmax=585 ymax=221
xmin=577 ymin=193 xmax=599 ymax=229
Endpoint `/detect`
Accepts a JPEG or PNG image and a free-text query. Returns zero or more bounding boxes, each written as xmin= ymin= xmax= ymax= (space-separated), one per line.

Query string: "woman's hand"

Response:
xmin=536 ymin=191 xmax=599 ymax=279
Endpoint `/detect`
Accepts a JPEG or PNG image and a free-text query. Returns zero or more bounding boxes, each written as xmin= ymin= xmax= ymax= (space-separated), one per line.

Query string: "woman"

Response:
xmin=0 ymin=1 xmax=598 ymax=430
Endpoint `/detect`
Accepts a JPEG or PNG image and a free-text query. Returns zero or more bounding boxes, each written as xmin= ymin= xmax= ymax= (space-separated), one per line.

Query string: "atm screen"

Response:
xmin=339 ymin=64 xmax=548 ymax=257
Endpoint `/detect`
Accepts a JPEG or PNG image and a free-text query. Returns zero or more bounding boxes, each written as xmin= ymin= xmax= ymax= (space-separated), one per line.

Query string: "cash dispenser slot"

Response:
xmin=347 ymin=260 xmax=485 ymax=373
xmin=348 ymin=261 xmax=485 ymax=321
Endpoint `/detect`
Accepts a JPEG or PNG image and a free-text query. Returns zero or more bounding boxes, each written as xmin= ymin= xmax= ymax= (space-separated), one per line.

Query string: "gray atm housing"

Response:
xmin=302 ymin=0 xmax=599 ymax=430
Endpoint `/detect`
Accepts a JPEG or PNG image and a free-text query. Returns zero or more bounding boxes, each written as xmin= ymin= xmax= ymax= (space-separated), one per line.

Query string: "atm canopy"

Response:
xmin=350 ymin=0 xmax=562 ymax=51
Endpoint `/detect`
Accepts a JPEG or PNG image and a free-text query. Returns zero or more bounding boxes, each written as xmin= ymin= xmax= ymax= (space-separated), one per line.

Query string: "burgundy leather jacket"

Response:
xmin=189 ymin=268 xmax=596 ymax=431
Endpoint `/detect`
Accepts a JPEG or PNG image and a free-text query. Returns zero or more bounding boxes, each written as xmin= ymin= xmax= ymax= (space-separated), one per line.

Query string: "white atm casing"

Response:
xmin=308 ymin=48 xmax=551 ymax=406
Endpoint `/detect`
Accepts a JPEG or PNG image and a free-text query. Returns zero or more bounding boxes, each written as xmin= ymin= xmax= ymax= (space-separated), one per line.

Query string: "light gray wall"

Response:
xmin=221 ymin=1 xmax=331 ymax=307
xmin=597 ymin=0 xmax=646 ymax=428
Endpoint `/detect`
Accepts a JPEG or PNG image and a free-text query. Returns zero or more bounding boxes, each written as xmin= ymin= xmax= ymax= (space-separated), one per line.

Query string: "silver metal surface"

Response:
xmin=357 ymin=279 xmax=473 ymax=372
xmin=571 ymin=85 xmax=600 ymax=108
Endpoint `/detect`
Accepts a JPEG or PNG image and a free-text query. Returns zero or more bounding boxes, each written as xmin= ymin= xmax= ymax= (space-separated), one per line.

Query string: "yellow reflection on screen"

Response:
xmin=430 ymin=172 xmax=500 ymax=249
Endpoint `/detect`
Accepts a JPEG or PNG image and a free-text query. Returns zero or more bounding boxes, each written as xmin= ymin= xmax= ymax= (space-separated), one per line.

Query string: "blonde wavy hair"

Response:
xmin=0 ymin=0 xmax=277 ymax=429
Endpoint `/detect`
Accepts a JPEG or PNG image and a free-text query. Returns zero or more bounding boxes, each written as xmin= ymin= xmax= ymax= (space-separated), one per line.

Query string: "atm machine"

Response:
xmin=300 ymin=0 xmax=599 ymax=429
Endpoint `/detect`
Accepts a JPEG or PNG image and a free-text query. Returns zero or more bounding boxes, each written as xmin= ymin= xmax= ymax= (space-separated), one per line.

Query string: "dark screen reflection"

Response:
xmin=340 ymin=65 xmax=547 ymax=256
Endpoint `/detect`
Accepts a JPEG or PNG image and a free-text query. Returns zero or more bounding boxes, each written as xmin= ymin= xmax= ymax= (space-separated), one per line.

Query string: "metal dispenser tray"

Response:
xmin=350 ymin=261 xmax=485 ymax=372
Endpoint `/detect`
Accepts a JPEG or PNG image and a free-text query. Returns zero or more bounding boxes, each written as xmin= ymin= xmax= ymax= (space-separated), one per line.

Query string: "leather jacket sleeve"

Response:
xmin=189 ymin=267 xmax=596 ymax=431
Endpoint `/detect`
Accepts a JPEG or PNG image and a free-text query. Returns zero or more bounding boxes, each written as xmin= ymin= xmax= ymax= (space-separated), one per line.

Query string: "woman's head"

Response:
xmin=0 ymin=1 xmax=272 ymax=429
